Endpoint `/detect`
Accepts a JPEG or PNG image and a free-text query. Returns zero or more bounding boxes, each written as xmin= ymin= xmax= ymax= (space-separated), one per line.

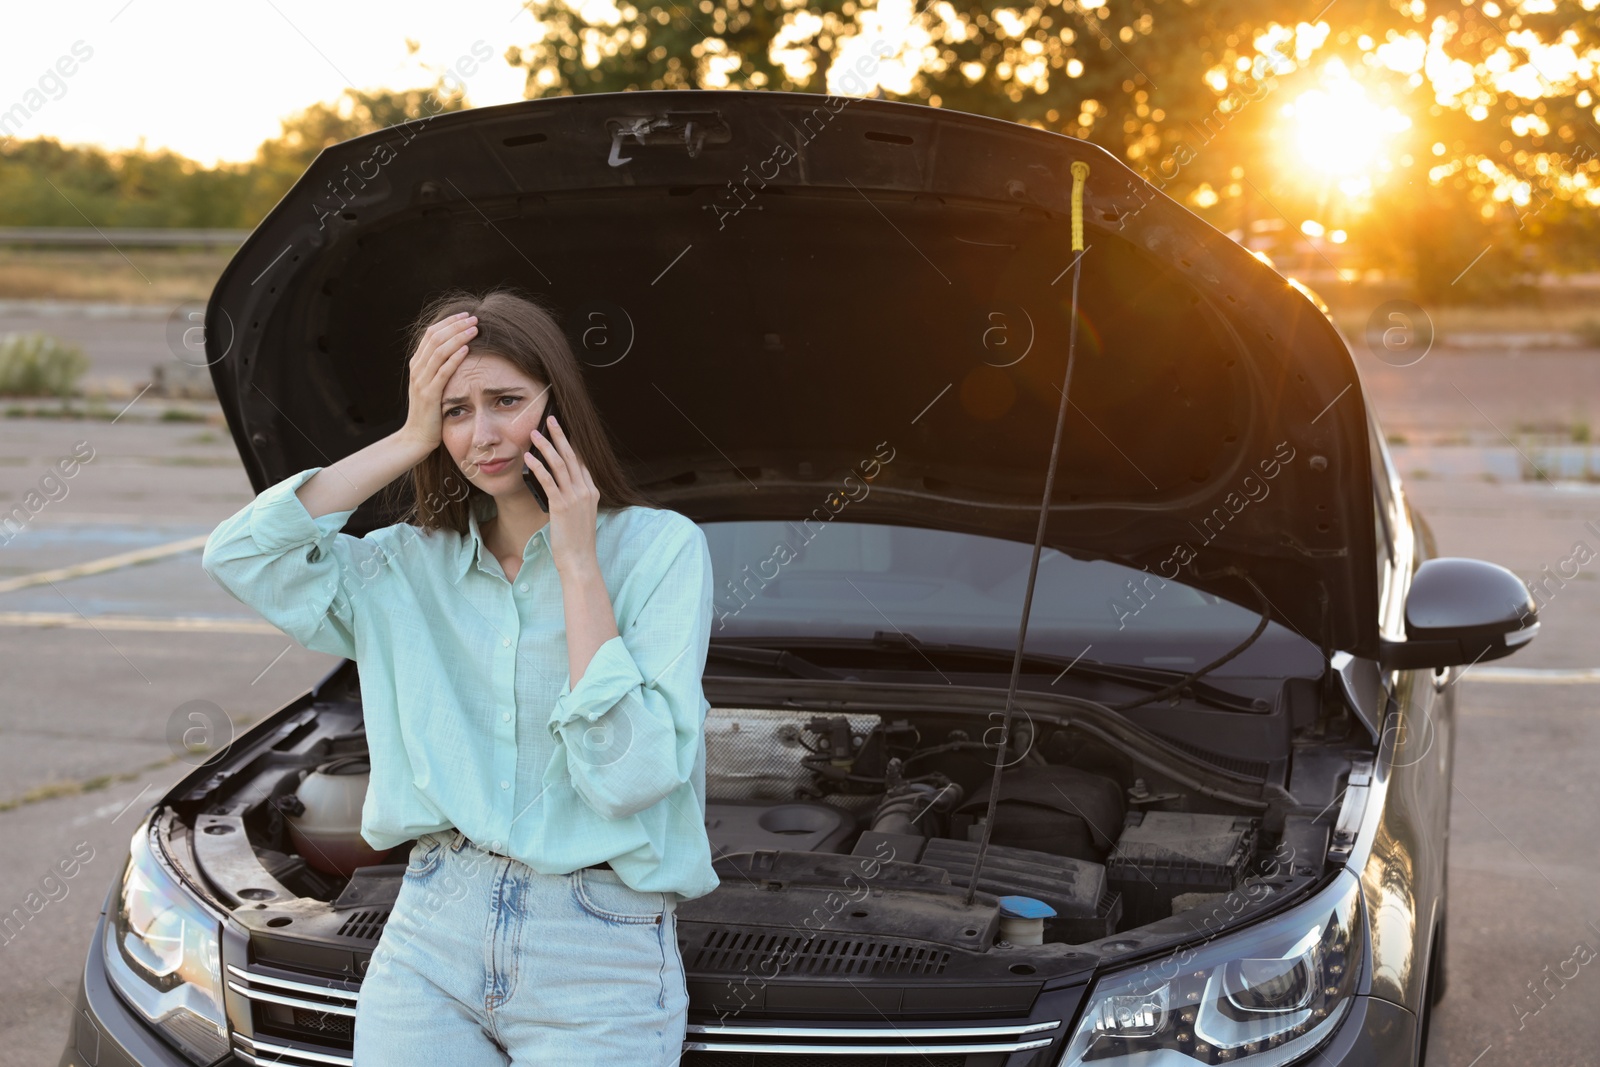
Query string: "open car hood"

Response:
xmin=204 ymin=89 xmax=1379 ymax=657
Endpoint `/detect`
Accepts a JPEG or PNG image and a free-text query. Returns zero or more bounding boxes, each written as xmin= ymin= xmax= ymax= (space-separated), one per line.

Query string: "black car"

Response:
xmin=61 ymin=89 xmax=1538 ymax=1067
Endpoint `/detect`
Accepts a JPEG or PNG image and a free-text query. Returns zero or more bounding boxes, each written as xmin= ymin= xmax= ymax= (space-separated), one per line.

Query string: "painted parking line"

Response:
xmin=0 ymin=611 xmax=279 ymax=634
xmin=0 ymin=534 xmax=210 ymax=594
xmin=1458 ymin=667 xmax=1600 ymax=684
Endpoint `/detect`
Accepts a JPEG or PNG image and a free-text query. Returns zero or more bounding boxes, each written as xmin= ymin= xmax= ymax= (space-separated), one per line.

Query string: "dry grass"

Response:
xmin=0 ymin=249 xmax=1593 ymax=344
xmin=1428 ymin=305 xmax=1600 ymax=334
xmin=1328 ymin=303 xmax=1600 ymax=339
xmin=0 ymin=332 xmax=89 ymax=396
xmin=0 ymin=710 xmax=259 ymax=811
xmin=0 ymin=248 xmax=232 ymax=304
xmin=1318 ymin=280 xmax=1600 ymax=342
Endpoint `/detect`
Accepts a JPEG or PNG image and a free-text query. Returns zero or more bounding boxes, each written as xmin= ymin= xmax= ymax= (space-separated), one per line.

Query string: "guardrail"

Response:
xmin=0 ymin=227 xmax=249 ymax=248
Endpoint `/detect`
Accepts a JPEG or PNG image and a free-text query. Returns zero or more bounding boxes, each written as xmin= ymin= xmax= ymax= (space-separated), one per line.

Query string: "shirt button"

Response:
xmin=518 ymin=583 xmax=529 ymax=592
xmin=500 ymin=780 xmax=510 ymax=790
xmin=502 ymin=637 xmax=511 ymax=647
xmin=502 ymin=712 xmax=512 ymax=722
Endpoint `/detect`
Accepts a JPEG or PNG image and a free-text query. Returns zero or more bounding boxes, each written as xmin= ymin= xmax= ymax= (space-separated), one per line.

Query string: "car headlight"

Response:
xmin=1059 ymin=870 xmax=1362 ymax=1066
xmin=102 ymin=816 xmax=230 ymax=1064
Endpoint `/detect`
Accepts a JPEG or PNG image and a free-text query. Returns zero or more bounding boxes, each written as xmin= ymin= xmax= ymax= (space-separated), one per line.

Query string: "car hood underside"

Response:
xmin=205 ymin=89 xmax=1379 ymax=655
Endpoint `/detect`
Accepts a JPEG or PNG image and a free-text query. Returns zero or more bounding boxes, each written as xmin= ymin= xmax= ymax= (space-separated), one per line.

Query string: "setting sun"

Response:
xmin=1279 ymin=58 xmax=1412 ymax=194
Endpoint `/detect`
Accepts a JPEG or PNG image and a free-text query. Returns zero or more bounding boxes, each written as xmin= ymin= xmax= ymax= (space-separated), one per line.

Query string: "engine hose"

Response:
xmin=886 ymin=718 xmax=1266 ymax=808
xmin=871 ymin=781 xmax=965 ymax=834
xmin=800 ymin=754 xmax=947 ymax=785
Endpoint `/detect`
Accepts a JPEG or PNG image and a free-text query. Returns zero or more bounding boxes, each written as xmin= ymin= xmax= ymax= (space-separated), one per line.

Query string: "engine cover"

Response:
xmin=704 ymin=799 xmax=858 ymax=858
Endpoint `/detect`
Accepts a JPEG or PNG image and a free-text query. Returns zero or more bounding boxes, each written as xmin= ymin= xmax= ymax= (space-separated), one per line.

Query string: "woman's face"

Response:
xmin=439 ymin=350 xmax=551 ymax=497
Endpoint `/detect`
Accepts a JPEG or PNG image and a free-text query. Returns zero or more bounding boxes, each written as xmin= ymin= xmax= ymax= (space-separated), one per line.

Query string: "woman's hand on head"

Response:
xmin=524 ymin=414 xmax=601 ymax=577
xmin=398 ymin=312 xmax=478 ymax=451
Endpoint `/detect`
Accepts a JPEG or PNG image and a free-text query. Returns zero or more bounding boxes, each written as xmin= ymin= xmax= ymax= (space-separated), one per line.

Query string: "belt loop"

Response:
xmin=450 ymin=829 xmax=467 ymax=852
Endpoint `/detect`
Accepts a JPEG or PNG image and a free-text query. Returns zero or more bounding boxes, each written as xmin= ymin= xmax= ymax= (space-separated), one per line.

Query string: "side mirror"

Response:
xmin=1379 ymin=557 xmax=1538 ymax=671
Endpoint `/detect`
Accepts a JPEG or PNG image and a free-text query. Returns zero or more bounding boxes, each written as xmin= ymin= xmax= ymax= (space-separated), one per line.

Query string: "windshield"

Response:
xmin=702 ymin=519 xmax=1324 ymax=678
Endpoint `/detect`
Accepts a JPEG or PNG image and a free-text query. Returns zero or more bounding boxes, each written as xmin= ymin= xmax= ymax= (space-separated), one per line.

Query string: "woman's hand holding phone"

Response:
xmin=523 ymin=411 xmax=600 ymax=578
xmin=521 ymin=394 xmax=557 ymax=511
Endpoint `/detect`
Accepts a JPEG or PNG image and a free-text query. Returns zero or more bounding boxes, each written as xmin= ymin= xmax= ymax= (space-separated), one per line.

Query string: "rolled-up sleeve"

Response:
xmin=547 ymin=520 xmax=713 ymax=821
xmin=200 ymin=467 xmax=376 ymax=659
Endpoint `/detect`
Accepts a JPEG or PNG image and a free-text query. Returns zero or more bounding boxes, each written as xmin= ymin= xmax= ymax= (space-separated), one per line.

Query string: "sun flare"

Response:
xmin=1280 ymin=59 xmax=1412 ymax=185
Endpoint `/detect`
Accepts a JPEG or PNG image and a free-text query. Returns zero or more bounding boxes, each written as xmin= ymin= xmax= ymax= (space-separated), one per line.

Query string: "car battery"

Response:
xmin=1106 ymin=811 xmax=1259 ymax=927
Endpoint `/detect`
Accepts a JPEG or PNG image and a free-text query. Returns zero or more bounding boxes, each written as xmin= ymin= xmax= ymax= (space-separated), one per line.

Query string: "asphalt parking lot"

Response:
xmin=1 ymin=312 xmax=1597 ymax=1064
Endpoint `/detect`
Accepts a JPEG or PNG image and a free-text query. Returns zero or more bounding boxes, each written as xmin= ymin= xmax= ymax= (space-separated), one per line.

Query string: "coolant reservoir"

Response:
xmin=996 ymin=895 xmax=1057 ymax=947
xmin=286 ymin=756 xmax=394 ymax=876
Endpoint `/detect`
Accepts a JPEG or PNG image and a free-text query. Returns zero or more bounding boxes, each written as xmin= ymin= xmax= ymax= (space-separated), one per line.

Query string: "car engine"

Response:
xmin=171 ymin=663 xmax=1351 ymax=971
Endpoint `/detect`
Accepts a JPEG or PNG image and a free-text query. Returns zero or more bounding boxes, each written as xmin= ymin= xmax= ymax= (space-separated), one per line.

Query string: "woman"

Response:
xmin=201 ymin=287 xmax=720 ymax=1065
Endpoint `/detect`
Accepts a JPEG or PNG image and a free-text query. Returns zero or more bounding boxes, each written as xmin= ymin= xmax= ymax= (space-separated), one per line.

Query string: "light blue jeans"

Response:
xmin=353 ymin=830 xmax=687 ymax=1065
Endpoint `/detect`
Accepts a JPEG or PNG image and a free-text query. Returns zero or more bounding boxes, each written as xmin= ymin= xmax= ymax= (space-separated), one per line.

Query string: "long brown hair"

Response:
xmin=394 ymin=286 xmax=659 ymax=533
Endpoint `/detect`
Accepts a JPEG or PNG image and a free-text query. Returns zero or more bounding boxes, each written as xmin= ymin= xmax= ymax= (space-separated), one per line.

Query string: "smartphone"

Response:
xmin=522 ymin=393 xmax=558 ymax=512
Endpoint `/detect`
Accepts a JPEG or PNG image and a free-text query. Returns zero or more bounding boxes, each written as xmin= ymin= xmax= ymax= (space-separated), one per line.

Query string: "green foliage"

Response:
xmin=240 ymin=83 xmax=472 ymax=223
xmin=0 ymin=4 xmax=1596 ymax=287
xmin=0 ymin=332 xmax=89 ymax=397
xmin=0 ymin=139 xmax=254 ymax=229
xmin=0 ymin=80 xmax=472 ymax=231
xmin=507 ymin=0 xmax=1600 ymax=283
xmin=513 ymin=0 xmax=840 ymax=94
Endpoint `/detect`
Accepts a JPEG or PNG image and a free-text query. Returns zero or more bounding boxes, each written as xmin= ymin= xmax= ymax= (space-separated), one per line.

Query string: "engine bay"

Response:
xmin=163 ymin=658 xmax=1366 ymax=983
xmin=682 ymin=700 xmax=1331 ymax=952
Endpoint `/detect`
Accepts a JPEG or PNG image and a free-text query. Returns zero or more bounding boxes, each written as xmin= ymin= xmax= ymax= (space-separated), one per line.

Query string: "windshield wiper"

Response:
xmin=868 ymin=632 xmax=1269 ymax=713
xmin=708 ymin=635 xmax=1268 ymax=713
xmin=705 ymin=642 xmax=849 ymax=681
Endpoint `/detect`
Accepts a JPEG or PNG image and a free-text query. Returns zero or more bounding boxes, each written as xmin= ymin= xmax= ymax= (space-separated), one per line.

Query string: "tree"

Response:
xmin=0 ymin=137 xmax=253 ymax=229
xmin=241 ymin=80 xmax=473 ymax=223
xmin=507 ymin=0 xmax=1600 ymax=293
xmin=0 ymin=78 xmax=474 ymax=231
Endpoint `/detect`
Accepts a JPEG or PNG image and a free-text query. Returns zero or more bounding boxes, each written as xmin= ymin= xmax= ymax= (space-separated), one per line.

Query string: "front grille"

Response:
xmin=228 ymin=964 xmax=356 ymax=1065
xmin=227 ymin=961 xmax=1059 ymax=1067
xmin=683 ymin=1019 xmax=1061 ymax=1061
xmin=293 ymin=1005 xmax=355 ymax=1038
xmin=234 ymin=1033 xmax=353 ymax=1066
xmin=686 ymin=1054 xmax=966 ymax=1066
xmin=690 ymin=928 xmax=950 ymax=977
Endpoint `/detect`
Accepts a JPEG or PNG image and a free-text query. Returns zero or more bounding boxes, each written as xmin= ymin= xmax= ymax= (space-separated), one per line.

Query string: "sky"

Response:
xmin=1 ymin=1 xmax=539 ymax=166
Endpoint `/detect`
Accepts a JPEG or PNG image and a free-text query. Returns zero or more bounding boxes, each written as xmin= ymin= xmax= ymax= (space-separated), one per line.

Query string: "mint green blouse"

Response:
xmin=201 ymin=467 xmax=720 ymax=902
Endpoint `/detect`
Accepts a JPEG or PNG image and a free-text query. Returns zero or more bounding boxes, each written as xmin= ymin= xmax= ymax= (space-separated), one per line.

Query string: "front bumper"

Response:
xmin=1315 ymin=994 xmax=1419 ymax=1065
xmin=61 ymin=903 xmax=1421 ymax=1067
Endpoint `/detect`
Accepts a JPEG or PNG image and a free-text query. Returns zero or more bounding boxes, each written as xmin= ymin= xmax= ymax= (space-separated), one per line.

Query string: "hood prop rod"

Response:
xmin=961 ymin=161 xmax=1092 ymax=909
